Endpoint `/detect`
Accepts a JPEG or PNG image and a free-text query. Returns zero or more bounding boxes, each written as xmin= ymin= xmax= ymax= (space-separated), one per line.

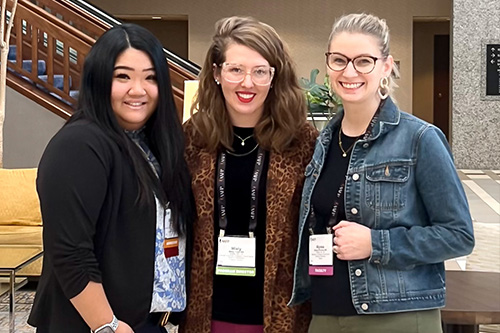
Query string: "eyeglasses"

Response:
xmin=325 ymin=52 xmax=381 ymax=74
xmin=218 ymin=62 xmax=275 ymax=86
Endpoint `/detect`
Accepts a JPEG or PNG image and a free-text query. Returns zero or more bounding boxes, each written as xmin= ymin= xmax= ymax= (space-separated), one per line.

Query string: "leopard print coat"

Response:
xmin=180 ymin=120 xmax=317 ymax=333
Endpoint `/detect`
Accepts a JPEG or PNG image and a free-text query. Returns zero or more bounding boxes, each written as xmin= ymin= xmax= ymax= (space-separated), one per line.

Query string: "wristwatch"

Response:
xmin=92 ymin=315 xmax=119 ymax=333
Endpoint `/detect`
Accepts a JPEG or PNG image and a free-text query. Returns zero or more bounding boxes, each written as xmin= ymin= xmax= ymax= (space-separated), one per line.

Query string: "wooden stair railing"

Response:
xmin=33 ymin=0 xmax=110 ymax=39
xmin=169 ymin=60 xmax=197 ymax=116
xmin=4 ymin=0 xmax=93 ymax=118
xmin=37 ymin=0 xmax=199 ymax=114
xmin=3 ymin=0 xmax=199 ymax=120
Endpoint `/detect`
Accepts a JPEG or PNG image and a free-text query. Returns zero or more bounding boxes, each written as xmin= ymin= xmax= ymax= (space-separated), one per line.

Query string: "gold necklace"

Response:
xmin=234 ymin=133 xmax=254 ymax=146
xmin=225 ymin=143 xmax=260 ymax=157
xmin=338 ymin=127 xmax=359 ymax=158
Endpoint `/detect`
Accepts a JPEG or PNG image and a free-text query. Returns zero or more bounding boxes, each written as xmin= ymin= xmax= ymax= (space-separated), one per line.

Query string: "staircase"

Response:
xmin=8 ymin=44 xmax=79 ymax=103
xmin=2 ymin=0 xmax=199 ymax=120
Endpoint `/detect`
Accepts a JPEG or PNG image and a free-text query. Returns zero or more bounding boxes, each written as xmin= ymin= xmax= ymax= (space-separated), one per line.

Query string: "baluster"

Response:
xmin=31 ymin=26 xmax=38 ymax=77
xmin=15 ymin=15 xmax=21 ymax=71
xmin=46 ymin=36 xmax=53 ymax=86
xmin=63 ymin=42 xmax=69 ymax=94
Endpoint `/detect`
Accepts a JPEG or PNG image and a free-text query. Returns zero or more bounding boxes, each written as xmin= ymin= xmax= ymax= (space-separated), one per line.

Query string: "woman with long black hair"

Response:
xmin=28 ymin=24 xmax=194 ymax=333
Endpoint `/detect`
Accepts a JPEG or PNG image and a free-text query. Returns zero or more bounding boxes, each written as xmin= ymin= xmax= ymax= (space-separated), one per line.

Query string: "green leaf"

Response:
xmin=300 ymin=69 xmax=342 ymax=129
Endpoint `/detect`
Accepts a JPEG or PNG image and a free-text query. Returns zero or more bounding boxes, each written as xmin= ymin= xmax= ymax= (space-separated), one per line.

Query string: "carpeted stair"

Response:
xmin=6 ymin=45 xmax=79 ymax=106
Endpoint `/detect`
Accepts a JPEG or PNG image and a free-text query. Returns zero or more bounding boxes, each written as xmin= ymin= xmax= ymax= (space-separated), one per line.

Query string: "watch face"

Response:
xmin=95 ymin=327 xmax=115 ymax=333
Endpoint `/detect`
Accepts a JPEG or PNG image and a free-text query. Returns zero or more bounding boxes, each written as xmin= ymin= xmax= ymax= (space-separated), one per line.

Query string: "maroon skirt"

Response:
xmin=211 ymin=320 xmax=264 ymax=333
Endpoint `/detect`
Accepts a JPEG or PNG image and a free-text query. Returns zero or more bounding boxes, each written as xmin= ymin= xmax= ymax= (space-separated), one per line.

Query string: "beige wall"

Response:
xmin=412 ymin=21 xmax=450 ymax=123
xmin=91 ymin=0 xmax=452 ymax=113
xmin=4 ymin=87 xmax=65 ymax=168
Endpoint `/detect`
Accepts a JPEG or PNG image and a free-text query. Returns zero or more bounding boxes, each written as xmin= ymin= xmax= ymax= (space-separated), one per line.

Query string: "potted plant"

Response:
xmin=300 ymin=69 xmax=341 ymax=130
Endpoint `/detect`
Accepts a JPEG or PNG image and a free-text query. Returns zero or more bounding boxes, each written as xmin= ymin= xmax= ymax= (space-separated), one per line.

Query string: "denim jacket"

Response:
xmin=289 ymin=97 xmax=474 ymax=314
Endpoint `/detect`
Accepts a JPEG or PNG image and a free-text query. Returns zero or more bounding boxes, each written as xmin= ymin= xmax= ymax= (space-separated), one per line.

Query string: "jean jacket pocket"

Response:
xmin=365 ymin=164 xmax=410 ymax=211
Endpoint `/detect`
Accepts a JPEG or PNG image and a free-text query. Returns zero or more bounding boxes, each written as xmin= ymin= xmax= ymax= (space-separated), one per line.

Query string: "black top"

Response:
xmin=212 ymin=127 xmax=269 ymax=325
xmin=310 ymin=126 xmax=358 ymax=316
xmin=28 ymin=119 xmax=192 ymax=331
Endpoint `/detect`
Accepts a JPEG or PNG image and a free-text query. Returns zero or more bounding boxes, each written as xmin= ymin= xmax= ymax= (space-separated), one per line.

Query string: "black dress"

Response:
xmin=211 ymin=127 xmax=270 ymax=325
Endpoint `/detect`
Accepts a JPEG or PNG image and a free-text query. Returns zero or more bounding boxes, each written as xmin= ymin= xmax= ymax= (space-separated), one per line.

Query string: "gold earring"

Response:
xmin=378 ymin=76 xmax=389 ymax=100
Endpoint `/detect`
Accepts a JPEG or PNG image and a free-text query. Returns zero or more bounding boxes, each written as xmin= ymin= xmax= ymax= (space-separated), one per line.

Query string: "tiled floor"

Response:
xmin=0 ymin=291 xmax=35 ymax=333
xmin=1 ymin=170 xmax=499 ymax=333
xmin=447 ymin=170 xmax=500 ymax=272
xmin=448 ymin=170 xmax=500 ymax=333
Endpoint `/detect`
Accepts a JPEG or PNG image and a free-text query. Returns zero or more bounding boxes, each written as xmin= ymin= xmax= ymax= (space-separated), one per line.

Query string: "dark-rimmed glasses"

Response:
xmin=217 ymin=62 xmax=275 ymax=86
xmin=325 ymin=52 xmax=381 ymax=74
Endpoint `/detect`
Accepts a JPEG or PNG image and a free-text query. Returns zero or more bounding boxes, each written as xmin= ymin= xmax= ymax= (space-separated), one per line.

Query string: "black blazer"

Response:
xmin=28 ymin=119 xmax=192 ymax=332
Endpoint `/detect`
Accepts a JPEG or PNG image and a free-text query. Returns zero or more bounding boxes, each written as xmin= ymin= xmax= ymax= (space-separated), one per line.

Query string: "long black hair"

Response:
xmin=70 ymin=23 xmax=194 ymax=233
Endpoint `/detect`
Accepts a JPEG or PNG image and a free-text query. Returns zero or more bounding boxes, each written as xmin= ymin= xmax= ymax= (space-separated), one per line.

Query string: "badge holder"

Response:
xmin=163 ymin=208 xmax=179 ymax=258
xmin=309 ymin=233 xmax=334 ymax=276
xmin=216 ymin=230 xmax=256 ymax=277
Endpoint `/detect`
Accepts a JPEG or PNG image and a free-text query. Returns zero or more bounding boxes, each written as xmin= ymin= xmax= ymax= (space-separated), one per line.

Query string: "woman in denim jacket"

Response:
xmin=289 ymin=13 xmax=474 ymax=333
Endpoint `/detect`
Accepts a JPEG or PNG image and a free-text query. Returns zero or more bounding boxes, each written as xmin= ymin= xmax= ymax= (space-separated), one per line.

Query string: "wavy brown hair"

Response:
xmin=189 ymin=16 xmax=307 ymax=153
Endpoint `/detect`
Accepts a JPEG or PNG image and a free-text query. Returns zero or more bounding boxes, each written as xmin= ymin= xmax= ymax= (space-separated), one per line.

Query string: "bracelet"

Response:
xmin=91 ymin=315 xmax=119 ymax=333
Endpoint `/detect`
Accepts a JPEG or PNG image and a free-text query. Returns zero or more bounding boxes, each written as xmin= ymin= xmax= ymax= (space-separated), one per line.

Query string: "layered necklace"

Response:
xmin=226 ymin=144 xmax=260 ymax=157
xmin=226 ymin=131 xmax=259 ymax=157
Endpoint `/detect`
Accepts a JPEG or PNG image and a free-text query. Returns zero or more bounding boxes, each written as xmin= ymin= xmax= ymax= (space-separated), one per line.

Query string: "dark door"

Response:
xmin=433 ymin=34 xmax=450 ymax=141
xmin=123 ymin=19 xmax=188 ymax=59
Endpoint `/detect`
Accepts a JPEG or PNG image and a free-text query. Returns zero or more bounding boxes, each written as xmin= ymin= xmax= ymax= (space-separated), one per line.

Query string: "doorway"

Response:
xmin=119 ymin=16 xmax=189 ymax=59
xmin=433 ymin=34 xmax=450 ymax=140
xmin=412 ymin=19 xmax=450 ymax=141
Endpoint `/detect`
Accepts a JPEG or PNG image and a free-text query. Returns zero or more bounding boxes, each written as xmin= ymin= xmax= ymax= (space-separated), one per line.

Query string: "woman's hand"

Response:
xmin=70 ymin=282 xmax=135 ymax=333
xmin=116 ymin=320 xmax=134 ymax=333
xmin=332 ymin=221 xmax=372 ymax=260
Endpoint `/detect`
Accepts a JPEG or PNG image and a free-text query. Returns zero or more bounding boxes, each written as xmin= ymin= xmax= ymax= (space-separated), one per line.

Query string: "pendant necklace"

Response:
xmin=234 ymin=133 xmax=254 ymax=146
xmin=338 ymin=127 xmax=360 ymax=158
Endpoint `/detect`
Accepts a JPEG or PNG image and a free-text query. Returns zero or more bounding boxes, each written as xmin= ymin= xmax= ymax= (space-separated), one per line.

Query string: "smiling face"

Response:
xmin=215 ymin=43 xmax=272 ymax=127
xmin=111 ymin=48 xmax=158 ymax=131
xmin=327 ymin=32 xmax=393 ymax=110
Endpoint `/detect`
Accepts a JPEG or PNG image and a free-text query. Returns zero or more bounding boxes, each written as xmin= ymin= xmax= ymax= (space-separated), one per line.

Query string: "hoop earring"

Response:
xmin=378 ymin=76 xmax=389 ymax=100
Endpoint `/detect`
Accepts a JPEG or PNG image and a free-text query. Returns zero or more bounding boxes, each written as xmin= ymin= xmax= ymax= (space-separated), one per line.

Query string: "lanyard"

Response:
xmin=133 ymin=141 xmax=173 ymax=243
xmin=217 ymin=147 xmax=265 ymax=238
xmin=308 ymin=108 xmax=381 ymax=235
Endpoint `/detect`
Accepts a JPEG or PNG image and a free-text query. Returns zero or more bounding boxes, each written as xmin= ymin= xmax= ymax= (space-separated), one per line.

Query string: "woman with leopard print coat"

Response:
xmin=180 ymin=16 xmax=317 ymax=333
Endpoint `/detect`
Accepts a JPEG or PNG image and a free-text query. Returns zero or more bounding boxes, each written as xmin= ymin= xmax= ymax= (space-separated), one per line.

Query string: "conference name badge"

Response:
xmin=163 ymin=208 xmax=179 ymax=258
xmin=309 ymin=234 xmax=334 ymax=276
xmin=216 ymin=236 xmax=256 ymax=277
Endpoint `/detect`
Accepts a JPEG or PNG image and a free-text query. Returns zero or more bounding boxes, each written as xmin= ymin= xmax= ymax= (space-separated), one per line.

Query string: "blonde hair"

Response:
xmin=189 ymin=16 xmax=307 ymax=153
xmin=328 ymin=13 xmax=398 ymax=96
